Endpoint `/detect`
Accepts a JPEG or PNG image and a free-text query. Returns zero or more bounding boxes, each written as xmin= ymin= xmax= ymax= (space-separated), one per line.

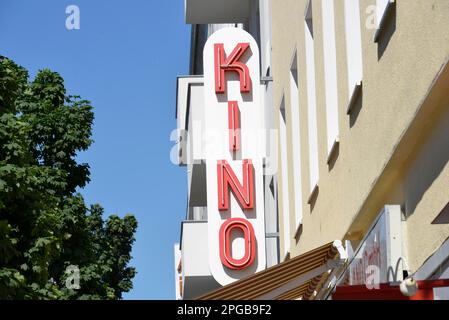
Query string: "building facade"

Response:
xmin=272 ymin=0 xmax=449 ymax=299
xmin=174 ymin=0 xmax=279 ymax=300
xmin=174 ymin=0 xmax=449 ymax=300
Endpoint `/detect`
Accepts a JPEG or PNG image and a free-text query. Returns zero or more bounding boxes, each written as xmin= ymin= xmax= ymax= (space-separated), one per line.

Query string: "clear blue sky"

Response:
xmin=0 ymin=0 xmax=190 ymax=299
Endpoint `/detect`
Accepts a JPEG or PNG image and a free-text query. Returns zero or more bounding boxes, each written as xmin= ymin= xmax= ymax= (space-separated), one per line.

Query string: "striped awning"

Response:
xmin=197 ymin=240 xmax=347 ymax=300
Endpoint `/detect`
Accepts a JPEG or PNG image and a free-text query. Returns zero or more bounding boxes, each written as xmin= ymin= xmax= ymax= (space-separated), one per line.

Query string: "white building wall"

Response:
xmin=260 ymin=0 xmax=272 ymax=77
xmin=377 ymin=0 xmax=392 ymax=29
xmin=177 ymin=0 xmax=279 ymax=297
xmin=304 ymin=10 xmax=319 ymax=193
xmin=289 ymin=55 xmax=303 ymax=228
xmin=279 ymin=98 xmax=291 ymax=257
xmin=344 ymin=0 xmax=363 ymax=102
xmin=321 ymin=0 xmax=339 ymax=156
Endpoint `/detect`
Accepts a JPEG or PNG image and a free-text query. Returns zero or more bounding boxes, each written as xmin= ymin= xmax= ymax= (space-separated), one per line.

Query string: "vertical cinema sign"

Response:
xmin=204 ymin=28 xmax=266 ymax=285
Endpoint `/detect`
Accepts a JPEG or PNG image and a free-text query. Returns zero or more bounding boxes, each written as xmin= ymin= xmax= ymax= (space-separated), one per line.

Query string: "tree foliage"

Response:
xmin=0 ymin=56 xmax=137 ymax=299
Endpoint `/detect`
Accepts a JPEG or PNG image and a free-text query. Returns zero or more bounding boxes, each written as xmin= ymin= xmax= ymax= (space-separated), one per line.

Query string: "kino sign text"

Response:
xmin=204 ymin=28 xmax=266 ymax=285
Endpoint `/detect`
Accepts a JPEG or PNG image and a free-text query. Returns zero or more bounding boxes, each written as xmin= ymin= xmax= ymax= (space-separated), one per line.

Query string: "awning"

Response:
xmin=197 ymin=240 xmax=347 ymax=300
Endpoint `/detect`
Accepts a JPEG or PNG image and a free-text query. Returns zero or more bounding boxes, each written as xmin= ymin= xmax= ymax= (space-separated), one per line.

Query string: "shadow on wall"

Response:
xmin=349 ymin=85 xmax=363 ymax=128
xmin=377 ymin=3 xmax=397 ymax=60
xmin=433 ymin=202 xmax=449 ymax=224
xmin=404 ymin=98 xmax=449 ymax=218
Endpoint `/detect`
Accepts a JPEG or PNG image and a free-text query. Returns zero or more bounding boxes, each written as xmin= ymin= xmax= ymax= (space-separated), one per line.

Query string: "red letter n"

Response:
xmin=214 ymin=43 xmax=251 ymax=94
xmin=217 ymin=159 xmax=254 ymax=211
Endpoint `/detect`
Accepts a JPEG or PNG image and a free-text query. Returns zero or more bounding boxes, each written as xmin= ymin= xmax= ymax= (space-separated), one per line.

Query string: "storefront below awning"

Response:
xmin=197 ymin=240 xmax=347 ymax=300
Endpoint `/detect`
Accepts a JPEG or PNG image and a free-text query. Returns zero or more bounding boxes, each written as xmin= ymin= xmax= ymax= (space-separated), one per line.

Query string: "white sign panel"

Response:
xmin=203 ymin=27 xmax=266 ymax=285
xmin=340 ymin=205 xmax=404 ymax=287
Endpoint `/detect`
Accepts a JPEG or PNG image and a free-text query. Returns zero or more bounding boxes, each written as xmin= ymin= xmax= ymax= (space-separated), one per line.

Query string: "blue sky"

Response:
xmin=0 ymin=0 xmax=190 ymax=299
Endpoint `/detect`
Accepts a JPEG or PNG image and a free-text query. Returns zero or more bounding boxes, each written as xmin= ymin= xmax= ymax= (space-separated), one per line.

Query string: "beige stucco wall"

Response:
xmin=271 ymin=0 xmax=301 ymax=260
xmin=272 ymin=0 xmax=449 ymax=275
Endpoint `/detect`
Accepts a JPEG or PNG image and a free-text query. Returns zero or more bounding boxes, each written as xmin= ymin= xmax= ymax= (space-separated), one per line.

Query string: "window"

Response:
xmin=322 ymin=0 xmax=339 ymax=162
xmin=304 ymin=0 xmax=319 ymax=197
xmin=289 ymin=52 xmax=303 ymax=228
xmin=344 ymin=0 xmax=363 ymax=113
xmin=279 ymin=97 xmax=291 ymax=257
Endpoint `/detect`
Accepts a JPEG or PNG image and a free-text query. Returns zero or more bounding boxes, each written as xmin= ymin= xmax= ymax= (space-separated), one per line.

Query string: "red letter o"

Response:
xmin=219 ymin=218 xmax=256 ymax=270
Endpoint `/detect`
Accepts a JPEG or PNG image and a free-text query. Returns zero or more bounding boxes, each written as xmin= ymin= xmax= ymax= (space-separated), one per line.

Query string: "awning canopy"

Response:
xmin=197 ymin=240 xmax=347 ymax=300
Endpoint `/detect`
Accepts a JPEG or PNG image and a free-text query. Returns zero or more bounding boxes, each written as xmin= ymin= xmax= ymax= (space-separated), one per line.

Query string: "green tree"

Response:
xmin=0 ymin=56 xmax=137 ymax=299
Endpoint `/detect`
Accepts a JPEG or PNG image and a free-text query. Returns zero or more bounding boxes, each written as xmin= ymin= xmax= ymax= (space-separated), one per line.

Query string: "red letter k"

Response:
xmin=214 ymin=43 xmax=251 ymax=94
